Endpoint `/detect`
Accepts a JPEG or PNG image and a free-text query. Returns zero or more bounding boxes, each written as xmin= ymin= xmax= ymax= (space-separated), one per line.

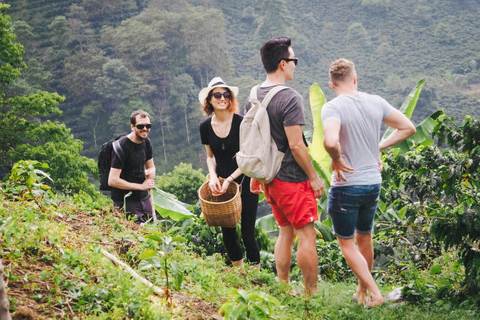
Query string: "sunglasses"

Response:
xmin=135 ymin=124 xmax=152 ymax=130
xmin=280 ymin=58 xmax=298 ymax=66
xmin=212 ymin=92 xmax=232 ymax=100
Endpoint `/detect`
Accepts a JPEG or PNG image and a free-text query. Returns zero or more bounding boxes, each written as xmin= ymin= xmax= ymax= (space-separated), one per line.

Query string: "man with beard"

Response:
xmin=108 ymin=110 xmax=156 ymax=223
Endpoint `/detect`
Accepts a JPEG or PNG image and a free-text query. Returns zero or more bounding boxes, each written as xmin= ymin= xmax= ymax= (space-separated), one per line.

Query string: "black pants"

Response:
xmin=221 ymin=194 xmax=260 ymax=264
xmin=114 ymin=195 xmax=153 ymax=224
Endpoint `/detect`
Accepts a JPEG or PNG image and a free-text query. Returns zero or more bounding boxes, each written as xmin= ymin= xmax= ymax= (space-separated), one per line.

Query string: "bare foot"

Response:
xmin=354 ymin=286 xmax=368 ymax=306
xmin=367 ymin=294 xmax=384 ymax=308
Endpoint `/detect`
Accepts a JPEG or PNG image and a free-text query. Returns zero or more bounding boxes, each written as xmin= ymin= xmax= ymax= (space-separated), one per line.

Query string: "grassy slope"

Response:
xmin=0 ymin=195 xmax=477 ymax=319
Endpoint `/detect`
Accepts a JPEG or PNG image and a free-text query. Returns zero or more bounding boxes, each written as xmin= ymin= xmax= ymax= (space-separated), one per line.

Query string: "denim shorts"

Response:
xmin=327 ymin=184 xmax=381 ymax=239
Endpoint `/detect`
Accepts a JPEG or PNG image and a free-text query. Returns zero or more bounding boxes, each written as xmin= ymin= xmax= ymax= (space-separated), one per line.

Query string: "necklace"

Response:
xmin=212 ymin=114 xmax=233 ymax=150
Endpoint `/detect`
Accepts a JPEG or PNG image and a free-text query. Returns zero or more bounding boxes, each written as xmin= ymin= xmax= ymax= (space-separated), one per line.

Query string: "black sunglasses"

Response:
xmin=135 ymin=124 xmax=152 ymax=130
xmin=212 ymin=92 xmax=232 ymax=100
xmin=279 ymin=58 xmax=298 ymax=66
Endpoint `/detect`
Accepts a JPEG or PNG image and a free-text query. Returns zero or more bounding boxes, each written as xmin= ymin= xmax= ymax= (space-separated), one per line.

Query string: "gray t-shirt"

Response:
xmin=321 ymin=92 xmax=395 ymax=187
xmin=245 ymin=85 xmax=308 ymax=182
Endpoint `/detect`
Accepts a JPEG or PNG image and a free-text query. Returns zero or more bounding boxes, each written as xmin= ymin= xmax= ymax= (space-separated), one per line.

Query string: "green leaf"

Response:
xmin=138 ymin=249 xmax=157 ymax=260
xmin=382 ymin=78 xmax=425 ymax=141
xmin=171 ymin=236 xmax=187 ymax=243
xmin=231 ymin=304 xmax=248 ymax=319
xmin=430 ymin=264 xmax=442 ymax=275
xmin=144 ymin=234 xmax=163 ymax=243
xmin=393 ymin=110 xmax=445 ymax=151
xmin=250 ymin=305 xmax=267 ymax=320
xmin=219 ymin=302 xmax=236 ymax=317
xmin=255 ymin=214 xmax=278 ymax=233
xmin=397 ymin=206 xmax=408 ymax=220
xmin=152 ymin=187 xmax=195 ymax=221
xmin=309 ymin=83 xmax=332 ymax=177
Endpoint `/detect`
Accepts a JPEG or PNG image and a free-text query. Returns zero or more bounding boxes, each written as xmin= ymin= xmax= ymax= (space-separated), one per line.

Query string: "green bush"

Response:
xmin=156 ymin=163 xmax=205 ymax=205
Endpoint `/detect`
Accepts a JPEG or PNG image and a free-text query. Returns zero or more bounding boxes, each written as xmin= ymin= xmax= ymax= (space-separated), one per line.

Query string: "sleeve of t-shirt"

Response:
xmin=282 ymin=90 xmax=306 ymax=127
xmin=199 ymin=118 xmax=210 ymax=145
xmin=146 ymin=138 xmax=153 ymax=160
xmin=321 ymin=102 xmax=341 ymax=124
xmin=380 ymin=97 xmax=395 ymax=120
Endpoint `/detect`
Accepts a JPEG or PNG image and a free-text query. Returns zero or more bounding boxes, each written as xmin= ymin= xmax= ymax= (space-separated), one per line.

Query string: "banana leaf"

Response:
xmin=309 ymin=83 xmax=332 ymax=178
xmin=151 ymin=187 xmax=195 ymax=221
xmin=255 ymin=214 xmax=278 ymax=233
xmin=393 ymin=110 xmax=445 ymax=151
xmin=382 ymin=78 xmax=425 ymax=141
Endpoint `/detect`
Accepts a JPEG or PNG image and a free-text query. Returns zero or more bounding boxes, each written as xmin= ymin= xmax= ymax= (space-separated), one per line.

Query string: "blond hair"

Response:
xmin=329 ymin=58 xmax=356 ymax=86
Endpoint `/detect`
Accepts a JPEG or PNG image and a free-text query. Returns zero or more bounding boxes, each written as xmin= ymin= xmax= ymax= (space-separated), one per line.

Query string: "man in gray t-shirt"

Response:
xmin=322 ymin=58 xmax=416 ymax=307
xmin=249 ymin=37 xmax=324 ymax=296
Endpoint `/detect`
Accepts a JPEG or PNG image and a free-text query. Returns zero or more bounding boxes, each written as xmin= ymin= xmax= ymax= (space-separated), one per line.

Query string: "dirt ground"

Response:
xmin=2 ymin=205 xmax=220 ymax=319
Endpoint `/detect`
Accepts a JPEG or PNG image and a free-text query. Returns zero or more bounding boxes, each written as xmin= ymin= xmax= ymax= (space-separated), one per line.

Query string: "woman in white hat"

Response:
xmin=199 ymin=77 xmax=260 ymax=269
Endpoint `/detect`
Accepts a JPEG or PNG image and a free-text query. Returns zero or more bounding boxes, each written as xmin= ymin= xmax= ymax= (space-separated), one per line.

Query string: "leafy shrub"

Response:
xmin=156 ymin=163 xmax=206 ymax=204
xmin=382 ymin=114 xmax=480 ymax=300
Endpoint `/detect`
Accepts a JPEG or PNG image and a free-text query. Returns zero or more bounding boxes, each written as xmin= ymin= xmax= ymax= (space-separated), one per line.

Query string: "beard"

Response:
xmin=135 ymin=130 xmax=148 ymax=141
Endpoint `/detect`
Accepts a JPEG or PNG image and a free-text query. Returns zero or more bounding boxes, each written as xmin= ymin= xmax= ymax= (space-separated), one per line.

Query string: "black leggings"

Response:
xmin=221 ymin=194 xmax=260 ymax=264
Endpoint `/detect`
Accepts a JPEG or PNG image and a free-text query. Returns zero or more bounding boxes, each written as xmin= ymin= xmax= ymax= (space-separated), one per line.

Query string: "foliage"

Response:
xmin=219 ymin=288 xmax=280 ymax=320
xmin=139 ymin=230 xmax=187 ymax=306
xmin=2 ymin=182 xmax=480 ymax=318
xmin=151 ymin=187 xmax=195 ymax=221
xmin=382 ymin=114 xmax=480 ymax=300
xmin=156 ymin=162 xmax=206 ymax=204
xmin=316 ymin=239 xmax=353 ymax=282
xmin=7 ymin=160 xmax=54 ymax=212
xmin=0 ymin=4 xmax=97 ymax=196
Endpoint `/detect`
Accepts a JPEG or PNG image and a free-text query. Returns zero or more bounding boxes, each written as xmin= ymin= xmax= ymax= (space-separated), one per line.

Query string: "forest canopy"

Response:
xmin=2 ymin=0 xmax=480 ymax=175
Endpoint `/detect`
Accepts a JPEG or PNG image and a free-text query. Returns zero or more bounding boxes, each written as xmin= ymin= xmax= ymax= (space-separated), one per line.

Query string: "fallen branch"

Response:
xmin=100 ymin=249 xmax=164 ymax=296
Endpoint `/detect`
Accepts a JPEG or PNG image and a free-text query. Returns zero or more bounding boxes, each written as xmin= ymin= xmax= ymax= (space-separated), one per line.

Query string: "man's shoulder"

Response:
xmin=359 ymin=91 xmax=387 ymax=103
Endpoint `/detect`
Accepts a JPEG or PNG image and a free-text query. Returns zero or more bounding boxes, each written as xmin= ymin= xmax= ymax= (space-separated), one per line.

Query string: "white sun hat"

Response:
xmin=198 ymin=77 xmax=239 ymax=104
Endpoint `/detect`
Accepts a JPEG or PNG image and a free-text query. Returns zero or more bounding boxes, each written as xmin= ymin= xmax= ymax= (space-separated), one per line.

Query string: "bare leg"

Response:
xmin=338 ymin=237 xmax=383 ymax=306
xmin=295 ymin=223 xmax=318 ymax=296
xmin=275 ymin=225 xmax=295 ymax=285
xmin=354 ymin=233 xmax=374 ymax=305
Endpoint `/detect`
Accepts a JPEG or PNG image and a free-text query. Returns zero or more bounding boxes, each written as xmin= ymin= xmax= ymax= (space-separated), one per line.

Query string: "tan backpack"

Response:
xmin=236 ymin=85 xmax=288 ymax=184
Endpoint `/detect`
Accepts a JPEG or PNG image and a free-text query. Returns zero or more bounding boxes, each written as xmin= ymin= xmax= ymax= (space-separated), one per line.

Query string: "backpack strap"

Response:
xmin=112 ymin=138 xmax=125 ymax=167
xmin=261 ymin=85 xmax=288 ymax=108
xmin=248 ymin=85 xmax=289 ymax=109
xmin=249 ymin=85 xmax=259 ymax=102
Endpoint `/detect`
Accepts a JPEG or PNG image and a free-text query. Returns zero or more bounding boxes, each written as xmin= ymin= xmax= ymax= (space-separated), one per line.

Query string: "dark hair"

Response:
xmin=202 ymin=88 xmax=238 ymax=116
xmin=260 ymin=37 xmax=292 ymax=73
xmin=130 ymin=110 xmax=151 ymax=125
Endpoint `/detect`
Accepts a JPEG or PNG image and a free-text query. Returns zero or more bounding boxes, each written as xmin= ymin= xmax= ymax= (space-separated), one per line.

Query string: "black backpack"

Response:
xmin=98 ymin=135 xmax=126 ymax=191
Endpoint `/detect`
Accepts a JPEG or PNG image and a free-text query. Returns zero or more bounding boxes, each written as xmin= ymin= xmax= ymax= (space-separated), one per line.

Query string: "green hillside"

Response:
xmin=3 ymin=0 xmax=480 ymax=175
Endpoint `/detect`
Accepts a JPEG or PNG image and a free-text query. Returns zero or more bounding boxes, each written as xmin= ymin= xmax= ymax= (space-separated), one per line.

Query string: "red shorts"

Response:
xmin=264 ymin=178 xmax=318 ymax=229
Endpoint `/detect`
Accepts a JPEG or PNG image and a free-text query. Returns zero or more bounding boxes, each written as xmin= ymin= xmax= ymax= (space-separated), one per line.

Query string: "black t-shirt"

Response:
xmin=111 ymin=136 xmax=153 ymax=202
xmin=200 ymin=113 xmax=253 ymax=196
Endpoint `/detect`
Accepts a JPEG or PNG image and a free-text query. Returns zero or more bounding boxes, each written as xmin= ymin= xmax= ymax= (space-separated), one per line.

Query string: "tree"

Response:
xmin=255 ymin=0 xmax=294 ymax=44
xmin=168 ymin=73 xmax=200 ymax=143
xmin=434 ymin=23 xmax=454 ymax=44
xmin=0 ymin=3 xmax=97 ymax=195
xmin=346 ymin=22 xmax=371 ymax=46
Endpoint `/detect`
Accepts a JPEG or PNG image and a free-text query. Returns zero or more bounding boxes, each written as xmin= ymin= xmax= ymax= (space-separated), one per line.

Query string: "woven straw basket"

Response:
xmin=198 ymin=177 xmax=242 ymax=228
